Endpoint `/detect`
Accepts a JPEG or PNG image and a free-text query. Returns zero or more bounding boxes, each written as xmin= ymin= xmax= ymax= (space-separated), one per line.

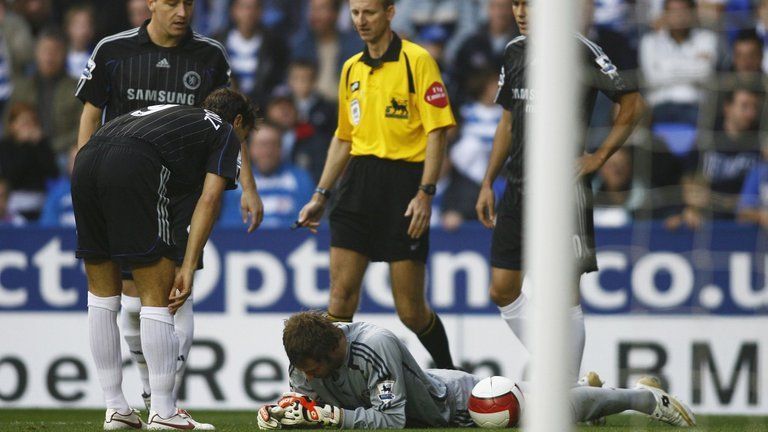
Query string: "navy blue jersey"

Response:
xmin=75 ymin=20 xmax=230 ymax=123
xmin=93 ymin=104 xmax=240 ymax=193
xmin=495 ymin=33 xmax=635 ymax=186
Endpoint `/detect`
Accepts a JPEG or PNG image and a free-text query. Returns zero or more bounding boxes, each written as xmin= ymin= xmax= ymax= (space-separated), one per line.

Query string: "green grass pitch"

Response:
xmin=1 ymin=410 xmax=766 ymax=431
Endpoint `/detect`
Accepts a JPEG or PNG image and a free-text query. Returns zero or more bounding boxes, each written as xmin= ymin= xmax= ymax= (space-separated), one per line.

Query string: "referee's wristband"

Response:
xmin=315 ymin=187 xmax=332 ymax=200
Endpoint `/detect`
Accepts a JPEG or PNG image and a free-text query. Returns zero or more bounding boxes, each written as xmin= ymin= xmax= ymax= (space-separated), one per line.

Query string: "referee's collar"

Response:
xmin=360 ymin=32 xmax=402 ymax=68
xmin=138 ymin=19 xmax=193 ymax=47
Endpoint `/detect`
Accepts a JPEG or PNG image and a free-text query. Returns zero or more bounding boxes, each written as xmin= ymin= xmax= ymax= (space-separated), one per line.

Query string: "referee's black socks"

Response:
xmin=417 ymin=311 xmax=456 ymax=370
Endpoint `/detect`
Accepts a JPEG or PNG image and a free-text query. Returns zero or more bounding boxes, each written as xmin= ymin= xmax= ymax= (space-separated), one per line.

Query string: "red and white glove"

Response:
xmin=257 ymin=404 xmax=285 ymax=430
xmin=277 ymin=392 xmax=343 ymax=429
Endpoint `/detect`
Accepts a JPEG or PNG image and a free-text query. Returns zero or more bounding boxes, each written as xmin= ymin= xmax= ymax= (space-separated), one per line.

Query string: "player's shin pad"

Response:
xmin=278 ymin=392 xmax=343 ymax=429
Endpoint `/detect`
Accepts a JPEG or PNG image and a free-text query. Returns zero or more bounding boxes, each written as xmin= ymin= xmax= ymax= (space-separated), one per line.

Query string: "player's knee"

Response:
xmin=489 ymin=285 xmax=521 ymax=307
xmin=397 ymin=309 xmax=429 ymax=332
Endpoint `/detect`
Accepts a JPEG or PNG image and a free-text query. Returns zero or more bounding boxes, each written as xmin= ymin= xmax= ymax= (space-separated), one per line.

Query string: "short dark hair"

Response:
xmin=734 ymin=29 xmax=763 ymax=50
xmin=724 ymin=86 xmax=760 ymax=105
xmin=201 ymin=88 xmax=259 ymax=130
xmin=283 ymin=311 xmax=344 ymax=366
xmin=290 ymin=59 xmax=318 ymax=76
xmin=664 ymin=0 xmax=695 ymax=9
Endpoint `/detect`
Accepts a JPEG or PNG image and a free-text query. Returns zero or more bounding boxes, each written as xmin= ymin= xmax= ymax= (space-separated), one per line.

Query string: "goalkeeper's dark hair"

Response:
xmin=283 ymin=311 xmax=344 ymax=366
xmin=201 ymin=88 xmax=259 ymax=130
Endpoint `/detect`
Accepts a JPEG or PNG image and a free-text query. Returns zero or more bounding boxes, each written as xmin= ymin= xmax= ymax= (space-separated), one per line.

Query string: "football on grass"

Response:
xmin=468 ymin=376 xmax=523 ymax=428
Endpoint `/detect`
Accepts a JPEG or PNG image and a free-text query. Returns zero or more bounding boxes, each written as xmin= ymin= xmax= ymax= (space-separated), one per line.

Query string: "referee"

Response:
xmin=297 ymin=0 xmax=457 ymax=369
xmin=475 ymin=0 xmax=646 ymax=381
xmin=74 ymin=0 xmax=262 ymax=424
xmin=75 ymin=89 xmax=256 ymax=429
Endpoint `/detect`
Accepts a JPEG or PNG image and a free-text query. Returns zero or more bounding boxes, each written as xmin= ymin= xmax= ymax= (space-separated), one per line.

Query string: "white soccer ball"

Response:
xmin=468 ymin=376 xmax=523 ymax=428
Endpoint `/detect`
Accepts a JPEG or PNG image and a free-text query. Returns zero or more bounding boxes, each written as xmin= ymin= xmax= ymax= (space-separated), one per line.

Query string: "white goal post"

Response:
xmin=526 ymin=0 xmax=581 ymax=431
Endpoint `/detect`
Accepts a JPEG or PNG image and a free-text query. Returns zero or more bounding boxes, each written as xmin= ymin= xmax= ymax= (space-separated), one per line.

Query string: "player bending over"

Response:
xmin=256 ymin=312 xmax=695 ymax=429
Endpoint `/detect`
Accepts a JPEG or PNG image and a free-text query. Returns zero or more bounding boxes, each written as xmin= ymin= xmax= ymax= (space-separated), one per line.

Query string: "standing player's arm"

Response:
xmin=77 ymin=102 xmax=103 ymax=149
xmin=577 ymin=91 xmax=646 ymax=177
xmin=297 ymin=136 xmax=352 ymax=233
xmin=476 ymin=109 xmax=513 ymax=228
xmin=237 ymin=141 xmax=263 ymax=233
xmin=169 ymin=173 xmax=227 ymax=314
xmin=405 ymin=127 xmax=448 ymax=239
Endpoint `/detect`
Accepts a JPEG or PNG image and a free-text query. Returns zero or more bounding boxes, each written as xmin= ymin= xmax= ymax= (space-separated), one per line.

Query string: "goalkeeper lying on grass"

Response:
xmin=257 ymin=311 xmax=695 ymax=429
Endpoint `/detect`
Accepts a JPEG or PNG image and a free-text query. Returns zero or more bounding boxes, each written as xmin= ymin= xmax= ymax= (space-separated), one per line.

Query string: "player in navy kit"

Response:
xmin=74 ymin=88 xmax=258 ymax=430
xmin=75 ymin=0 xmax=262 ymax=422
xmin=475 ymin=0 xmax=646 ymax=381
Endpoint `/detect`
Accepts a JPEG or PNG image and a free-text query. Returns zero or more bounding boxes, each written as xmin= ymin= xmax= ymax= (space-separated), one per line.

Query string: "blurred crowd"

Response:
xmin=2 ymin=0 xmax=768 ymax=232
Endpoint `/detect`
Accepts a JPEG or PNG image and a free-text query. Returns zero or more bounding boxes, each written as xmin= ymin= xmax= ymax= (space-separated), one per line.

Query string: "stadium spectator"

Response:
xmin=415 ymin=23 xmax=452 ymax=73
xmin=287 ymin=61 xmax=336 ymax=183
xmin=256 ymin=311 xmax=697 ymax=429
xmin=442 ymin=69 xmax=502 ymax=228
xmin=737 ymin=143 xmax=768 ymax=228
xmin=193 ymin=0 xmax=230 ymax=37
xmin=126 ymin=0 xmax=151 ymax=28
xmin=8 ymin=27 xmax=80 ymax=154
xmin=290 ymin=0 xmax=361 ymax=101
xmin=221 ymin=123 xmax=314 ymax=229
xmin=0 ymin=1 xmax=35 ymax=85
xmin=452 ymin=0 xmax=516 ymax=107
xmin=700 ymin=30 xmax=765 ymax=130
xmin=297 ymin=0 xmax=458 ymax=370
xmin=0 ymin=101 xmax=58 ymax=221
xmin=12 ymin=0 xmax=53 ymax=36
xmin=668 ymin=88 xmax=762 ymax=228
xmin=592 ymin=147 xmax=644 ymax=227
xmin=265 ymin=87 xmax=300 ymax=161
xmin=38 ymin=143 xmax=77 ymax=227
xmin=391 ymin=0 xmax=479 ymax=63
xmin=218 ymin=0 xmax=289 ymax=105
xmin=64 ymin=4 xmax=94 ymax=80
xmin=0 ymin=177 xmax=25 ymax=226
xmin=757 ymin=0 xmax=768 ymax=73
xmin=639 ymin=0 xmax=718 ymax=125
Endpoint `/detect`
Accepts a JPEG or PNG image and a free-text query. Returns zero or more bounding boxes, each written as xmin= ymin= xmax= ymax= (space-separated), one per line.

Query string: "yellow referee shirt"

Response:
xmin=335 ymin=34 xmax=456 ymax=162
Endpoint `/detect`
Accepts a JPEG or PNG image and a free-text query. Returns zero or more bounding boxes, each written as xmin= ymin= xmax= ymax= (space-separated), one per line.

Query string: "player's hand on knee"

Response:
xmin=257 ymin=404 xmax=285 ymax=429
xmin=168 ymin=268 xmax=193 ymax=314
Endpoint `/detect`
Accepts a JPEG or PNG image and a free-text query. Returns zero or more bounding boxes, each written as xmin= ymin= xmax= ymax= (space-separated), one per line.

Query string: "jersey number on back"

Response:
xmin=203 ymin=109 xmax=223 ymax=130
xmin=130 ymin=104 xmax=177 ymax=117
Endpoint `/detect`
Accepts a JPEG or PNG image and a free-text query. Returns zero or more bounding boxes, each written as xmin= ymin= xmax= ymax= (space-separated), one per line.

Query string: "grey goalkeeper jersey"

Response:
xmin=288 ymin=322 xmax=479 ymax=429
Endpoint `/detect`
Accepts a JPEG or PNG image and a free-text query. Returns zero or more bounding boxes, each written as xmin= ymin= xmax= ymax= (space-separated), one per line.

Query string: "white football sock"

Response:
xmin=140 ymin=306 xmax=178 ymax=419
xmin=88 ymin=292 xmax=130 ymax=412
xmin=172 ymin=297 xmax=194 ymax=403
xmin=121 ymin=295 xmax=151 ymax=395
xmin=498 ymin=293 xmax=529 ymax=349
xmin=569 ymin=305 xmax=586 ymax=382
xmin=569 ymin=386 xmax=656 ymax=422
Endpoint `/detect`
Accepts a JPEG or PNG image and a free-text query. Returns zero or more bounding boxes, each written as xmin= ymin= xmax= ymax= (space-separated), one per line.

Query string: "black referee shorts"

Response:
xmin=330 ymin=156 xmax=428 ymax=263
xmin=491 ymin=179 xmax=598 ymax=274
xmin=72 ymin=138 xmax=175 ymax=266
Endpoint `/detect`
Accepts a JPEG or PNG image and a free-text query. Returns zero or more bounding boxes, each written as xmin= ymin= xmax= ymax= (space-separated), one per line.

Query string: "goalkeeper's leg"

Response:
xmin=569 ymin=386 xmax=655 ymax=422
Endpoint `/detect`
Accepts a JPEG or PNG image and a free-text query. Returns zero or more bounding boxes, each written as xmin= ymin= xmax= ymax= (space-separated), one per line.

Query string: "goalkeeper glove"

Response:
xmin=257 ymin=404 xmax=285 ymax=430
xmin=278 ymin=392 xmax=343 ymax=429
